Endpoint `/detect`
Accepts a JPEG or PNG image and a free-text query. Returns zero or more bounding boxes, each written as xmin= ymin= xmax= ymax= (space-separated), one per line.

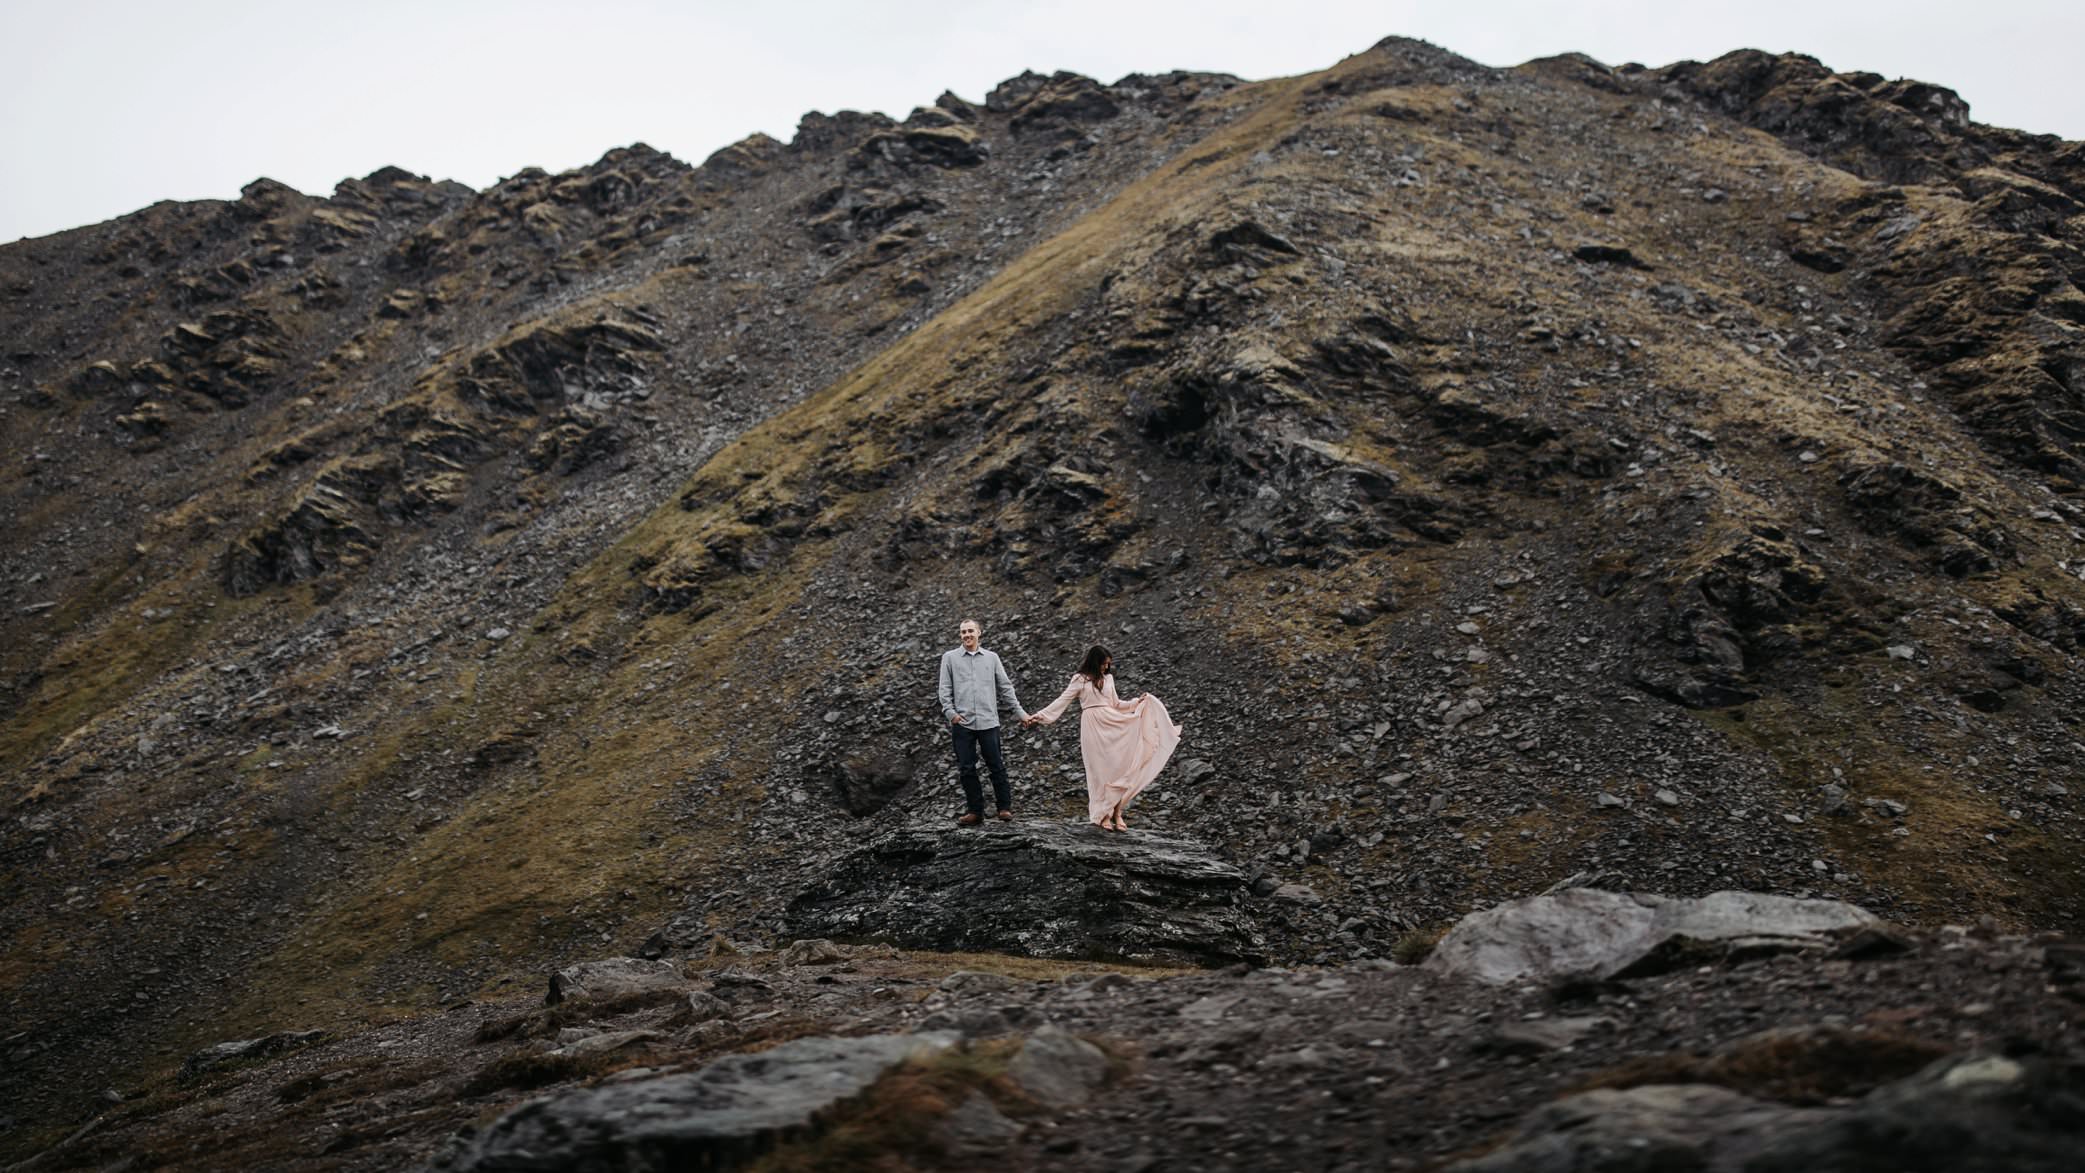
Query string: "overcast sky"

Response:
xmin=3 ymin=0 xmax=2078 ymax=243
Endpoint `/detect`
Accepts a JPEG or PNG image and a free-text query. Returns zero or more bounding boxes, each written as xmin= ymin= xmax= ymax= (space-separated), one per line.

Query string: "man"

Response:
xmin=936 ymin=617 xmax=1029 ymax=825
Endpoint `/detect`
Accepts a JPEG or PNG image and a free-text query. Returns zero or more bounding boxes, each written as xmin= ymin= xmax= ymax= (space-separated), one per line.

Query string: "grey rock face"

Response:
xmin=936 ymin=1090 xmax=1021 ymax=1154
xmin=1007 ymin=1023 xmax=1112 ymax=1107
xmin=547 ymin=1029 xmax=663 ymax=1059
xmin=1271 ymin=882 xmax=1322 ymax=906
xmin=682 ymin=990 xmax=730 ymax=1022
xmin=178 ymin=1029 xmax=329 ymax=1080
xmin=453 ymin=1031 xmax=958 ymax=1172
xmin=546 ymin=958 xmax=685 ymax=1005
xmin=937 ymin=970 xmax=1022 ymax=995
xmin=1450 ymin=1082 xmax=1802 ymax=1172
xmin=776 ymin=938 xmax=847 ymax=966
xmin=1449 ymin=1052 xmax=2085 ymax=1172
xmin=1426 ymin=888 xmax=1877 ymax=985
xmin=816 ymin=749 xmax=924 ymax=816
xmin=1475 ymin=1016 xmax=1610 ymax=1056
xmin=784 ymin=821 xmax=1267 ymax=966
xmin=918 ymin=1005 xmax=1020 ymax=1037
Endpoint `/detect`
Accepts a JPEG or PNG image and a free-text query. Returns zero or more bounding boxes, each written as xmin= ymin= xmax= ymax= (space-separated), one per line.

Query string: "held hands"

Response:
xmin=950 ymin=712 xmax=1044 ymax=728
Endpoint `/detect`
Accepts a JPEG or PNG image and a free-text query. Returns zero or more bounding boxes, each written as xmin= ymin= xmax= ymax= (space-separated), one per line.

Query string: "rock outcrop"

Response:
xmin=450 ymin=1032 xmax=958 ymax=1171
xmin=177 ymin=1029 xmax=330 ymax=1080
xmin=52 ymin=909 xmax=2081 ymax=1171
xmin=1450 ymin=1052 xmax=2085 ymax=1172
xmin=546 ymin=958 xmax=686 ymax=1005
xmin=785 ymin=821 xmax=1267 ymax=966
xmin=1427 ymin=888 xmax=1879 ymax=984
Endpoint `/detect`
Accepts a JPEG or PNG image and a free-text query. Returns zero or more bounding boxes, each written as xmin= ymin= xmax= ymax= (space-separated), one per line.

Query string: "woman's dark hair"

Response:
xmin=1078 ymin=645 xmax=1113 ymax=687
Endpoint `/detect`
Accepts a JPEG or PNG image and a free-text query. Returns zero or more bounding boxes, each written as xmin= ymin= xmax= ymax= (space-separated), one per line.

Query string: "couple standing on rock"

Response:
xmin=936 ymin=617 xmax=1182 ymax=831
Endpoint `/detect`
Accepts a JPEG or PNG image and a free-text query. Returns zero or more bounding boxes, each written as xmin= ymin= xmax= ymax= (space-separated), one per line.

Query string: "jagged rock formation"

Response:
xmin=1 ymin=33 xmax=2083 ymax=1164
xmin=449 ymin=1032 xmax=960 ymax=1172
xmin=1426 ymin=887 xmax=1878 ymax=983
xmin=1449 ymin=1052 xmax=2085 ymax=1172
xmin=22 ymin=899 xmax=2081 ymax=1170
xmin=784 ymin=821 xmax=1267 ymax=965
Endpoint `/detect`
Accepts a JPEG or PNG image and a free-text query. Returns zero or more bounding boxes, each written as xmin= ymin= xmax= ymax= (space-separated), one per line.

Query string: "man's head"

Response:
xmin=958 ymin=618 xmax=981 ymax=652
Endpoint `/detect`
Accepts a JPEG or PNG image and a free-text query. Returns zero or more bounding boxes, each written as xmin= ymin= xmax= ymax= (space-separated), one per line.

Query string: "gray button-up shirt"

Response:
xmin=938 ymin=647 xmax=1028 ymax=731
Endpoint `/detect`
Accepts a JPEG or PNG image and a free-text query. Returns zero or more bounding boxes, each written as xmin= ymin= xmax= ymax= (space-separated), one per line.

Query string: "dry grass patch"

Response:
xmin=1697 ymin=689 xmax=2072 ymax=926
xmin=0 ymin=573 xmax=255 ymax=780
xmin=1574 ymin=1025 xmax=1951 ymax=1105
xmin=275 ymin=1055 xmax=450 ymax=1107
xmin=713 ymin=1015 xmax=850 ymax=1060
xmin=474 ymin=987 xmax=692 ymax=1044
xmin=461 ymin=1047 xmax=641 ymax=1097
xmin=746 ymin=1038 xmax=1040 ymax=1173
xmin=1392 ymin=923 xmax=1450 ymax=965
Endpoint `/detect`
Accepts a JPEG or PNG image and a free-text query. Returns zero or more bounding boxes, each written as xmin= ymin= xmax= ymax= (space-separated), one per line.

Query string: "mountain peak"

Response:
xmin=1 ymin=31 xmax=2081 ymax=1167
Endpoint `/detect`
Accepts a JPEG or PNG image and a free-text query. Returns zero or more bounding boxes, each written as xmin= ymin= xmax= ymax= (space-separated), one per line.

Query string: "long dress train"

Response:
xmin=1031 ymin=672 xmax=1183 ymax=824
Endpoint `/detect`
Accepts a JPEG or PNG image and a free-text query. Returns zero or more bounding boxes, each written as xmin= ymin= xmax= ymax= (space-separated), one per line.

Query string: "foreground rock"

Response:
xmin=1007 ymin=1023 xmax=1112 ymax=1106
xmin=546 ymin=958 xmax=686 ymax=1005
xmin=1428 ymin=889 xmax=1878 ymax=984
xmin=36 ymin=913 xmax=2085 ymax=1171
xmin=450 ymin=1031 xmax=957 ymax=1171
xmin=1450 ymin=1052 xmax=2085 ymax=1172
xmin=784 ymin=820 xmax=1266 ymax=966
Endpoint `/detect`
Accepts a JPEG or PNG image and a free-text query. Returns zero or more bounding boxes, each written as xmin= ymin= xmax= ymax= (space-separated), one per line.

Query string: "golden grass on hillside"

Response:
xmin=204 ymin=62 xmax=1329 ymax=1035
xmin=1698 ymin=689 xmax=2082 ymax=926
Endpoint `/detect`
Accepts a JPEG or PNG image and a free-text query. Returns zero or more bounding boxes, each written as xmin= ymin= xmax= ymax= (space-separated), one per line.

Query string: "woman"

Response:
xmin=1022 ymin=645 xmax=1182 ymax=831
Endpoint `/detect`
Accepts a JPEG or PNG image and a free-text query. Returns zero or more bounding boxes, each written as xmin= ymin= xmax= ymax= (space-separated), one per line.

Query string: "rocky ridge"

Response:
xmin=784 ymin=819 xmax=1268 ymax=966
xmin=2 ymin=33 xmax=2083 ymax=1165
xmin=15 ymin=890 xmax=2080 ymax=1170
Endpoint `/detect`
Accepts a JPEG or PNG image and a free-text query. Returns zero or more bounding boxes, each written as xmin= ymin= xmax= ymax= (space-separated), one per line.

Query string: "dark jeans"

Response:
xmin=951 ymin=723 xmax=1011 ymax=815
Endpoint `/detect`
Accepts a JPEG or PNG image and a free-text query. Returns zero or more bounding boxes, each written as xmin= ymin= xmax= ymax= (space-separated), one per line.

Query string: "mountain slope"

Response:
xmin=3 ymin=35 xmax=2082 ymax=1151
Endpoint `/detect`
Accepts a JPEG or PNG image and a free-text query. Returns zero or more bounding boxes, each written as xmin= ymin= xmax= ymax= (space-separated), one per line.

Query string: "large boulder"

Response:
xmin=1449 ymin=1052 xmax=2085 ymax=1172
xmin=785 ymin=821 xmax=1266 ymax=966
xmin=546 ymin=958 xmax=686 ymax=1005
xmin=818 ymin=748 xmax=924 ymax=816
xmin=1427 ymin=889 xmax=1877 ymax=985
xmin=452 ymin=1031 xmax=957 ymax=1171
xmin=178 ymin=1029 xmax=330 ymax=1080
xmin=1006 ymin=1023 xmax=1112 ymax=1106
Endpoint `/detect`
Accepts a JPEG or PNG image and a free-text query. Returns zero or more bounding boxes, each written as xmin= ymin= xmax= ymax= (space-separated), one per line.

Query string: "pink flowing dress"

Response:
xmin=1031 ymin=672 xmax=1183 ymax=824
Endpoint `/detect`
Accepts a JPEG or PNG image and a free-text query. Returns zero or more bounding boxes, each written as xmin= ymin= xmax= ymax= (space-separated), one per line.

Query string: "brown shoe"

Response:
xmin=956 ymin=812 xmax=983 ymax=826
xmin=995 ymin=810 xmax=1014 ymax=821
